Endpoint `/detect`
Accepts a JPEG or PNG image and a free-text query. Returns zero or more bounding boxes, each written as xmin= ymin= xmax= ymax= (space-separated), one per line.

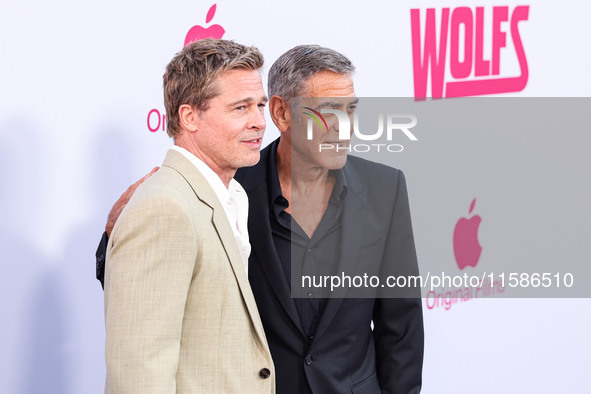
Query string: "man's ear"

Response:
xmin=178 ymin=104 xmax=199 ymax=133
xmin=269 ymin=95 xmax=291 ymax=133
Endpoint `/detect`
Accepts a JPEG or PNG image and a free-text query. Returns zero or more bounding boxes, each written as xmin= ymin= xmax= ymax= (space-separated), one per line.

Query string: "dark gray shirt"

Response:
xmin=267 ymin=145 xmax=347 ymax=335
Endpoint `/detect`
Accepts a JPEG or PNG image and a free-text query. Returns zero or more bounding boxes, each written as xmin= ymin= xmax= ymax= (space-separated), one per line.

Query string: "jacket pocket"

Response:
xmin=351 ymin=373 xmax=381 ymax=394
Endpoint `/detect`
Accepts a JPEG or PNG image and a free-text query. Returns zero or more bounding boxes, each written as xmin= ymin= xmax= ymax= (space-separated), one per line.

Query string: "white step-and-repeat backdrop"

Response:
xmin=1 ymin=0 xmax=589 ymax=393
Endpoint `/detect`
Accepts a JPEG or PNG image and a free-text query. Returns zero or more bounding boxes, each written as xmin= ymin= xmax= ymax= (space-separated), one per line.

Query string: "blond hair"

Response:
xmin=163 ymin=39 xmax=264 ymax=137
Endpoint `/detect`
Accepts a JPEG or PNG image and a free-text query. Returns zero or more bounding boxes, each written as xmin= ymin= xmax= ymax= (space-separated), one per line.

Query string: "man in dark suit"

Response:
xmin=97 ymin=44 xmax=423 ymax=394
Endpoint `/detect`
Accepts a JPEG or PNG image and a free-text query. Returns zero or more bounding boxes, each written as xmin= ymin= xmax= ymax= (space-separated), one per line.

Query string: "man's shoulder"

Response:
xmin=132 ymin=148 xmax=217 ymax=205
xmin=119 ymin=165 xmax=201 ymax=228
xmin=130 ymin=166 xmax=189 ymax=202
xmin=108 ymin=167 xmax=199 ymax=247
xmin=341 ymin=156 xmax=410 ymax=210
xmin=345 ymin=155 xmax=404 ymax=186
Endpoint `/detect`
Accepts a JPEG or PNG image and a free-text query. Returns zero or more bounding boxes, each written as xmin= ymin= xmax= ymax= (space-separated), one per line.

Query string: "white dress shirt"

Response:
xmin=172 ymin=145 xmax=251 ymax=272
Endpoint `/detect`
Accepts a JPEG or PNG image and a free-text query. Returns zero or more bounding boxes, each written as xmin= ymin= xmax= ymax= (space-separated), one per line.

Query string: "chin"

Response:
xmin=238 ymin=152 xmax=261 ymax=168
xmin=321 ymin=154 xmax=348 ymax=170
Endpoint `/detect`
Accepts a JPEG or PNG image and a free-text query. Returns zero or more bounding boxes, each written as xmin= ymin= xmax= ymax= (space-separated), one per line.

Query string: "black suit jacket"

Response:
xmin=234 ymin=138 xmax=424 ymax=394
xmin=96 ymin=138 xmax=424 ymax=393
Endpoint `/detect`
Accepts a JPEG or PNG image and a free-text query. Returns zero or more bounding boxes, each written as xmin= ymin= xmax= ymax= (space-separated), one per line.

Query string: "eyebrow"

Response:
xmin=227 ymin=95 xmax=268 ymax=107
xmin=315 ymin=98 xmax=359 ymax=108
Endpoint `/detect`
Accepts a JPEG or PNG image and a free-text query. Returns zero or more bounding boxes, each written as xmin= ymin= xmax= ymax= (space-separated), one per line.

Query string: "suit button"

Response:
xmin=305 ymin=354 xmax=313 ymax=365
xmin=307 ymin=333 xmax=314 ymax=341
xmin=259 ymin=368 xmax=271 ymax=379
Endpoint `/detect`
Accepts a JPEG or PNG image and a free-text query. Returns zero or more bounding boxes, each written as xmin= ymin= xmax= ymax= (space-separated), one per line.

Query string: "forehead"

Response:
xmin=302 ymin=71 xmax=355 ymax=98
xmin=214 ymin=69 xmax=264 ymax=96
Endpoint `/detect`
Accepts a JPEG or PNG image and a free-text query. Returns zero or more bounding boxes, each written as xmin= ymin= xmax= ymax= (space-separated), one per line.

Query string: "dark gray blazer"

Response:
xmin=234 ymin=138 xmax=424 ymax=394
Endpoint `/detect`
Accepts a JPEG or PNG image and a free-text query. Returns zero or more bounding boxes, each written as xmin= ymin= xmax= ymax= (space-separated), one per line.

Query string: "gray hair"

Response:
xmin=268 ymin=45 xmax=355 ymax=101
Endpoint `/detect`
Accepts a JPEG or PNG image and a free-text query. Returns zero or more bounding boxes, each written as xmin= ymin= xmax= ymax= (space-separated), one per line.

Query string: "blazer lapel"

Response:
xmin=161 ymin=149 xmax=269 ymax=346
xmin=247 ymin=181 xmax=306 ymax=336
xmin=314 ymin=160 xmax=368 ymax=340
xmin=238 ymin=142 xmax=306 ymax=336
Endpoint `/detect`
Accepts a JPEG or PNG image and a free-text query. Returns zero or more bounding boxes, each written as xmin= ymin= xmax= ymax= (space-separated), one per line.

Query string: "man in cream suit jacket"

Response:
xmin=103 ymin=39 xmax=274 ymax=394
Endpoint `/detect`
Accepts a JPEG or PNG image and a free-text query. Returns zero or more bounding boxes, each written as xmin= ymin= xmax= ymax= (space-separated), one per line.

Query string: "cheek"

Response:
xmin=291 ymin=121 xmax=307 ymax=137
xmin=218 ymin=122 xmax=241 ymax=143
xmin=315 ymin=130 xmax=330 ymax=143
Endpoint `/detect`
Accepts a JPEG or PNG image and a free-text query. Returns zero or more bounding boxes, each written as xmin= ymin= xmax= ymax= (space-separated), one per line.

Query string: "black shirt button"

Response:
xmin=305 ymin=354 xmax=313 ymax=365
xmin=307 ymin=291 xmax=313 ymax=297
xmin=259 ymin=368 xmax=271 ymax=379
xmin=307 ymin=333 xmax=314 ymax=340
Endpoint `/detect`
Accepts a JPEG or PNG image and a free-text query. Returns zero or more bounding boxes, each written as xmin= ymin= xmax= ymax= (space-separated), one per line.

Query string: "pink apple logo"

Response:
xmin=184 ymin=4 xmax=225 ymax=46
xmin=453 ymin=198 xmax=482 ymax=269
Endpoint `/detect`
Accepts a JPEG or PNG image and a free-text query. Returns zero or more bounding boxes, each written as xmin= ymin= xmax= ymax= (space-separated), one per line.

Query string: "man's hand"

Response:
xmin=106 ymin=167 xmax=159 ymax=237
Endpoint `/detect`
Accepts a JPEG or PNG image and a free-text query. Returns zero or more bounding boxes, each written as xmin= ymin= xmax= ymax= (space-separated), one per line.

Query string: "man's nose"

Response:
xmin=248 ymin=108 xmax=266 ymax=130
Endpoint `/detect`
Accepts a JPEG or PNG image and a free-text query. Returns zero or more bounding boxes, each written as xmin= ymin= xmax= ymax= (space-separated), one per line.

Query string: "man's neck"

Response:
xmin=174 ymin=136 xmax=234 ymax=188
xmin=276 ymin=137 xmax=332 ymax=187
xmin=276 ymin=138 xmax=336 ymax=238
xmin=276 ymin=137 xmax=335 ymax=218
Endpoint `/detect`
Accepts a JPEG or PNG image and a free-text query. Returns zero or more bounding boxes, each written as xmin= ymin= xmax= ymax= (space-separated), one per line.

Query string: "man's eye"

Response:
xmin=258 ymin=103 xmax=266 ymax=109
xmin=347 ymin=105 xmax=357 ymax=113
xmin=235 ymin=105 xmax=246 ymax=111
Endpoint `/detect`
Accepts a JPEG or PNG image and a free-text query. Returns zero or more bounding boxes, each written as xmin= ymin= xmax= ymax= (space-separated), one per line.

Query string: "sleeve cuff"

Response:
xmin=95 ymin=231 xmax=108 ymax=289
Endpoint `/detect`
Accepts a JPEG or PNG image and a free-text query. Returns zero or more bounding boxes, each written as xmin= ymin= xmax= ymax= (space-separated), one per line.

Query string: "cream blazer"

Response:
xmin=104 ymin=149 xmax=275 ymax=394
